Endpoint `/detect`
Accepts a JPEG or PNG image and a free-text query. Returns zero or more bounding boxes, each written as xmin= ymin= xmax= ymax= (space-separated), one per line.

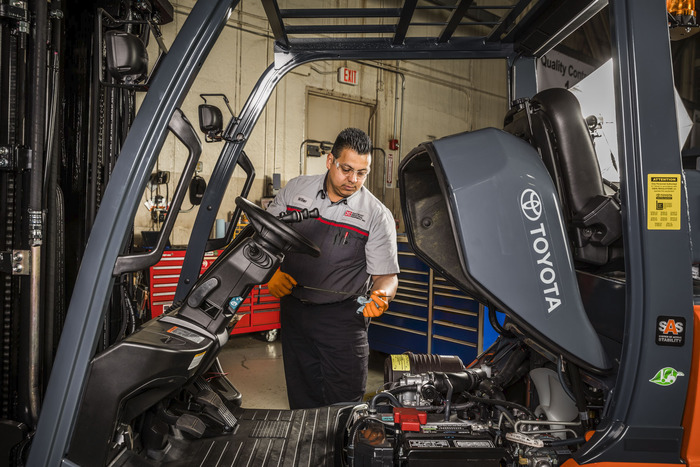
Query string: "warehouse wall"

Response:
xmin=134 ymin=0 xmax=508 ymax=246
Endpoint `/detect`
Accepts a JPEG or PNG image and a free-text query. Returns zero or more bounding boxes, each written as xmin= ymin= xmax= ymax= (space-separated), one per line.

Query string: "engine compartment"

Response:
xmin=342 ymin=340 xmax=607 ymax=467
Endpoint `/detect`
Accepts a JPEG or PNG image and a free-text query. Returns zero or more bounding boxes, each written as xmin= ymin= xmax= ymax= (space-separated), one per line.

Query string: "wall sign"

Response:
xmin=337 ymin=66 xmax=358 ymax=85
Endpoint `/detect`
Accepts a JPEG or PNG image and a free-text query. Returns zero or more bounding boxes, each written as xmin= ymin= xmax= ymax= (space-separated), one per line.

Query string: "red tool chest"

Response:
xmin=147 ymin=249 xmax=281 ymax=336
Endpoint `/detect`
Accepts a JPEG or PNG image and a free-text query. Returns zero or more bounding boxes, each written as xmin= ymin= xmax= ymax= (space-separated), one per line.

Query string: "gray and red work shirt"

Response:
xmin=266 ymin=173 xmax=399 ymax=305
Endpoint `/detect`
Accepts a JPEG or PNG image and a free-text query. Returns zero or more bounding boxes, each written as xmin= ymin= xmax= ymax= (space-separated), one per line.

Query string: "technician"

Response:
xmin=266 ymin=128 xmax=399 ymax=409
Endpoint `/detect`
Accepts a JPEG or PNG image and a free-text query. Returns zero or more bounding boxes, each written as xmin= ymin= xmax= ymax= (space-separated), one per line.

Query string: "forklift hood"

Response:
xmin=399 ymin=128 xmax=611 ymax=372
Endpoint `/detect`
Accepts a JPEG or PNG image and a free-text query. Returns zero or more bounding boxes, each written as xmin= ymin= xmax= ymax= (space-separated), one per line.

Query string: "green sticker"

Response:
xmin=649 ymin=367 xmax=685 ymax=386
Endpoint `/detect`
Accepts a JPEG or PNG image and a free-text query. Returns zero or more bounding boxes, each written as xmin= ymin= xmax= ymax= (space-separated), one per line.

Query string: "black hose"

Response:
xmin=557 ymin=356 xmax=576 ymax=402
xmin=465 ymin=394 xmax=536 ymax=419
xmin=19 ymin=0 xmax=49 ymax=430
xmin=546 ymin=436 xmax=586 ymax=447
xmin=491 ymin=345 xmax=527 ymax=388
xmin=43 ymin=0 xmax=65 ymax=384
xmin=488 ymin=306 xmax=507 ymax=335
xmin=369 ymin=392 xmax=403 ymax=410
xmin=387 ymin=384 xmax=418 ymax=395
xmin=567 ymin=363 xmax=591 ymax=428
xmin=28 ymin=0 xmax=48 ymax=212
xmin=345 ymin=416 xmax=375 ymax=466
xmin=443 ymin=375 xmax=453 ymax=422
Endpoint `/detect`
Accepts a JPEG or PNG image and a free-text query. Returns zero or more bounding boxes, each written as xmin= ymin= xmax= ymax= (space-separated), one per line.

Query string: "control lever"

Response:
xmin=277 ymin=208 xmax=319 ymax=223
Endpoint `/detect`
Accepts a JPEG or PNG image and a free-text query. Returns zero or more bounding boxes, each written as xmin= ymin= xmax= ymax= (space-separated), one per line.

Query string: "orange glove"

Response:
xmin=362 ymin=290 xmax=389 ymax=318
xmin=268 ymin=268 xmax=297 ymax=298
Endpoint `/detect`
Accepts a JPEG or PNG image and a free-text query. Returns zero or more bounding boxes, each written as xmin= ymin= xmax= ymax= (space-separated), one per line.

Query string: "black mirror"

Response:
xmin=105 ymin=30 xmax=148 ymax=84
xmin=198 ymin=104 xmax=223 ymax=142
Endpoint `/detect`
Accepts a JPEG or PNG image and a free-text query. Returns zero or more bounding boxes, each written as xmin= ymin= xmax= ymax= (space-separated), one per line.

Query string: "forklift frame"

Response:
xmin=29 ymin=0 xmax=694 ymax=465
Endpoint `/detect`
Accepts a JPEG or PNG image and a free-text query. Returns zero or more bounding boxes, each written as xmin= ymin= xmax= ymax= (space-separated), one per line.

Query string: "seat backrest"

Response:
xmin=504 ymin=88 xmax=623 ymax=269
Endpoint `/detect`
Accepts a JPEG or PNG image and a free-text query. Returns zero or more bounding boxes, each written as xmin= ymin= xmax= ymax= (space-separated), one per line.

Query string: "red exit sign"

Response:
xmin=338 ymin=67 xmax=358 ymax=86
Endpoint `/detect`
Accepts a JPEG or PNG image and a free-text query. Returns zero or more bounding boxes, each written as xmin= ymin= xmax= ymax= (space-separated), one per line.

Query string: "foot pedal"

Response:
xmin=196 ymin=388 xmax=238 ymax=428
xmin=175 ymin=414 xmax=207 ymax=438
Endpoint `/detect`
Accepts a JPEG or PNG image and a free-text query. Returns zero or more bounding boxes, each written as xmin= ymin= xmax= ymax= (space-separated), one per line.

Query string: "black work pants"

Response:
xmin=280 ymin=295 xmax=370 ymax=409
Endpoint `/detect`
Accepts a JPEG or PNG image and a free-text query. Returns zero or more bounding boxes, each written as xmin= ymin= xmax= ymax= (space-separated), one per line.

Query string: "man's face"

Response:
xmin=325 ymin=148 xmax=371 ymax=199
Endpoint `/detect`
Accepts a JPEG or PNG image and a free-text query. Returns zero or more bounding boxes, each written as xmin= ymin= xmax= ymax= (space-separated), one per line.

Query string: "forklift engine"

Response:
xmin=342 ymin=345 xmax=594 ymax=466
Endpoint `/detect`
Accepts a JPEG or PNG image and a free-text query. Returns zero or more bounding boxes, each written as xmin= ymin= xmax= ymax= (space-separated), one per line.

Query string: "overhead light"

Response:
xmin=668 ymin=0 xmax=699 ymax=40
xmin=668 ymin=0 xmax=696 ymax=17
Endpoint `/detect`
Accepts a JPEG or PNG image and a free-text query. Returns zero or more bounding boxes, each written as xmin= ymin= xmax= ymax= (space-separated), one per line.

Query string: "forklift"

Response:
xmin=0 ymin=0 xmax=698 ymax=465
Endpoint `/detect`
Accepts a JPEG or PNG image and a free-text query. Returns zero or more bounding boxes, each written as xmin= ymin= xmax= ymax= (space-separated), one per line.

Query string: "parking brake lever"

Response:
xmin=277 ymin=208 xmax=320 ymax=223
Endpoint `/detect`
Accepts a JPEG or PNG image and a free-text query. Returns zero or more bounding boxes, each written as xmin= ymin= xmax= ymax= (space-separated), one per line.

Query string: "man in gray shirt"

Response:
xmin=266 ymin=128 xmax=399 ymax=409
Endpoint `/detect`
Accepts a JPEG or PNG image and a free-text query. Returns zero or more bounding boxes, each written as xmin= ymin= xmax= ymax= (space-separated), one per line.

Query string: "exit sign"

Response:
xmin=338 ymin=67 xmax=358 ymax=86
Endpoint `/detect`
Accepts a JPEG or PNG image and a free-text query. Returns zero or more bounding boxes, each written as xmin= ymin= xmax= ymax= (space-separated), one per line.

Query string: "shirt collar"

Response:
xmin=316 ymin=171 xmax=362 ymax=206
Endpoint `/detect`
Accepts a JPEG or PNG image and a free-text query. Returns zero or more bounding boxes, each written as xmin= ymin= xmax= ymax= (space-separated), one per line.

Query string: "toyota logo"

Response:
xmin=521 ymin=189 xmax=542 ymax=221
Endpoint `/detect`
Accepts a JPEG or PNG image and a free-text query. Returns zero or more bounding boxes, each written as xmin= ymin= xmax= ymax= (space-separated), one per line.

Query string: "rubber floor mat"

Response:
xmin=148 ymin=406 xmax=348 ymax=466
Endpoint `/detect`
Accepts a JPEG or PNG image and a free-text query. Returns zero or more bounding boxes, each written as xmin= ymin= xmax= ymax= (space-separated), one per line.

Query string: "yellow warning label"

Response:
xmin=391 ymin=354 xmax=410 ymax=372
xmin=188 ymin=351 xmax=206 ymax=371
xmin=648 ymin=174 xmax=681 ymax=230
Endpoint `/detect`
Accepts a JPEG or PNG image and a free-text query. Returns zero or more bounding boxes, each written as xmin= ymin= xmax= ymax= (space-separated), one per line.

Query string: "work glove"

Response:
xmin=268 ymin=268 xmax=297 ymax=298
xmin=362 ymin=290 xmax=389 ymax=318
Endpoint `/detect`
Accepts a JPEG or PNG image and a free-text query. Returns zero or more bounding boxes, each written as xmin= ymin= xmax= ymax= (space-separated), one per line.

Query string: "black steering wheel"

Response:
xmin=235 ymin=197 xmax=321 ymax=257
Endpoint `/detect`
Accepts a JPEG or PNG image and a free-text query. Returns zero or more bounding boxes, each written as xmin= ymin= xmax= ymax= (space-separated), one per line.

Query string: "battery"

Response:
xmin=400 ymin=432 xmax=511 ymax=466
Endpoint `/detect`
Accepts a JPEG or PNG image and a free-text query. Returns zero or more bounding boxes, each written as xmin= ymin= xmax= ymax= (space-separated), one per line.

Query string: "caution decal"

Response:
xmin=647 ymin=174 xmax=681 ymax=230
xmin=391 ymin=354 xmax=410 ymax=372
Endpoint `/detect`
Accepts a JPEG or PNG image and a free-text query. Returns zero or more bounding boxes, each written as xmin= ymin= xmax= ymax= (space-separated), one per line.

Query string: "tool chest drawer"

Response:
xmin=368 ymin=236 xmax=495 ymax=363
xmin=148 ymin=250 xmax=221 ymax=318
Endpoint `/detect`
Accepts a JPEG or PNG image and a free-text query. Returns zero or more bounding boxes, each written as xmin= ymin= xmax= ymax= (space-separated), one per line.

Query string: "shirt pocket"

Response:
xmin=325 ymin=229 xmax=367 ymax=268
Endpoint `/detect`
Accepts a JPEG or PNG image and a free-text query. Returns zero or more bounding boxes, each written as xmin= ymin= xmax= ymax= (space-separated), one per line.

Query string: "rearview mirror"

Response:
xmin=198 ymin=104 xmax=223 ymax=142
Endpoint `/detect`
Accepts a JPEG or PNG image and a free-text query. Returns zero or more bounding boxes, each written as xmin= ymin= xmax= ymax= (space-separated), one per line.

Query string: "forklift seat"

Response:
xmin=504 ymin=88 xmax=623 ymax=269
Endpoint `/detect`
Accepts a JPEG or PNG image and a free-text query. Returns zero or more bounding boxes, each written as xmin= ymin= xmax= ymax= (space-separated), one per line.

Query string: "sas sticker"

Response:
xmin=655 ymin=316 xmax=685 ymax=346
xmin=647 ymin=174 xmax=681 ymax=230
xmin=649 ymin=367 xmax=684 ymax=387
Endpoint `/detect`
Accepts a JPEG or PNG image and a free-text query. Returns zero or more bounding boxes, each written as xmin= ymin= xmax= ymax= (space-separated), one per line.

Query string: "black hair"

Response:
xmin=331 ymin=128 xmax=372 ymax=159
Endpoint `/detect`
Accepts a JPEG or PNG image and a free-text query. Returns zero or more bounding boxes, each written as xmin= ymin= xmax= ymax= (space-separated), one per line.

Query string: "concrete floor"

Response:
xmin=219 ymin=332 xmax=387 ymax=409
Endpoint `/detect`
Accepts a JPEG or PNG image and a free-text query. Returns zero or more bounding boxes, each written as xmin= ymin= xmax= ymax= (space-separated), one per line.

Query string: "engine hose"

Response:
xmin=444 ymin=402 xmax=477 ymax=411
xmin=345 ymin=416 xmax=374 ymax=465
xmin=466 ymin=394 xmax=536 ymax=419
xmin=387 ymin=384 xmax=418 ymax=395
xmin=488 ymin=306 xmax=507 ymax=335
xmin=369 ymin=391 xmax=403 ymax=410
xmin=491 ymin=345 xmax=528 ymax=388
xmin=545 ymin=436 xmax=586 ymax=447
xmin=567 ymin=362 xmax=590 ymax=428
xmin=557 ymin=355 xmax=577 ymax=402
xmin=444 ymin=375 xmax=453 ymax=421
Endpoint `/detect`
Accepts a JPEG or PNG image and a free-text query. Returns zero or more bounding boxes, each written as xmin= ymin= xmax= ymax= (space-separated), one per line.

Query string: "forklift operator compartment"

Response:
xmin=9 ymin=0 xmax=697 ymax=466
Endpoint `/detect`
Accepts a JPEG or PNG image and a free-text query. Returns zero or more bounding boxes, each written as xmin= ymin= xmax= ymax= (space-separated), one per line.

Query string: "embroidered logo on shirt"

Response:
xmin=344 ymin=210 xmax=365 ymax=222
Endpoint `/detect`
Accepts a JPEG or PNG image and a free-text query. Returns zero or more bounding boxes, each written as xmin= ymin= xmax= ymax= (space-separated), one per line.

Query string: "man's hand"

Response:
xmin=362 ymin=289 xmax=389 ymax=318
xmin=268 ymin=268 xmax=297 ymax=298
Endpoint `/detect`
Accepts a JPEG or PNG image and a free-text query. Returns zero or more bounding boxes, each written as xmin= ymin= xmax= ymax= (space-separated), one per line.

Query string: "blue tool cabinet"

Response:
xmin=368 ymin=236 xmax=498 ymax=363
